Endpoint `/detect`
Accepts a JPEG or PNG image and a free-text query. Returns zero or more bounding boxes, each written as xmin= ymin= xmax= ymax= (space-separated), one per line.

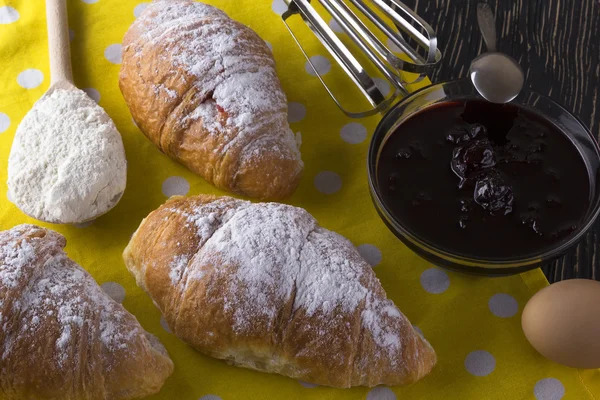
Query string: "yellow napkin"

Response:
xmin=0 ymin=0 xmax=598 ymax=399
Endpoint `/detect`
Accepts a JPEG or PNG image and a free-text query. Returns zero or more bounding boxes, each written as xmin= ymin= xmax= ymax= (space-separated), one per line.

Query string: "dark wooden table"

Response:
xmin=401 ymin=0 xmax=600 ymax=283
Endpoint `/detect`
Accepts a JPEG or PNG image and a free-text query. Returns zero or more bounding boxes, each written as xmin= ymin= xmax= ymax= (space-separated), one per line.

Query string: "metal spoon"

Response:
xmin=469 ymin=3 xmax=524 ymax=104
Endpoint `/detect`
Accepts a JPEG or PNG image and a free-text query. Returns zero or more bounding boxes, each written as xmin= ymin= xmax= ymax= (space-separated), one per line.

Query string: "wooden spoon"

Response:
xmin=6 ymin=0 xmax=127 ymax=224
xmin=47 ymin=0 xmax=75 ymax=91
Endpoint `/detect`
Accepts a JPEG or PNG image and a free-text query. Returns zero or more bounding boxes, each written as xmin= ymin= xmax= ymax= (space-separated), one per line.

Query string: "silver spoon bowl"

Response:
xmin=469 ymin=3 xmax=524 ymax=104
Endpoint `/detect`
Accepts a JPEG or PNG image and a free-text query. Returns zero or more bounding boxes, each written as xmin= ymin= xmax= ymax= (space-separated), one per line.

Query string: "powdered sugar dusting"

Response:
xmin=129 ymin=0 xmax=301 ymax=161
xmin=0 ymin=240 xmax=35 ymax=289
xmin=166 ymin=198 xmax=404 ymax=357
xmin=165 ymin=198 xmax=247 ymax=244
xmin=182 ymin=100 xmax=222 ymax=137
xmin=153 ymin=83 xmax=177 ymax=100
xmin=201 ymin=202 xmax=312 ymax=333
xmin=162 ymin=198 xmax=250 ymax=284
xmin=362 ymin=299 xmax=401 ymax=355
xmin=0 ymin=225 xmax=142 ymax=367
xmin=296 ymin=227 xmax=368 ymax=316
xmin=169 ymin=254 xmax=189 ymax=285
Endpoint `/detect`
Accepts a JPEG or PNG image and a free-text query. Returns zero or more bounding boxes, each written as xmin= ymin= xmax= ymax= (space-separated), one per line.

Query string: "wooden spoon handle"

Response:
xmin=46 ymin=0 xmax=73 ymax=84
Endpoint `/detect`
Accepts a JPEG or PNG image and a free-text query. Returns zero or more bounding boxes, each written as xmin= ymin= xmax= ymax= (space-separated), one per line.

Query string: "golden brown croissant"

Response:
xmin=0 ymin=224 xmax=173 ymax=400
xmin=123 ymin=195 xmax=436 ymax=388
xmin=119 ymin=0 xmax=303 ymax=200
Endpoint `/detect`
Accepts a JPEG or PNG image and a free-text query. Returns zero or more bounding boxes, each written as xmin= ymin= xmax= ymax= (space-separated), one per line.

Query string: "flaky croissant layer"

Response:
xmin=124 ymin=195 xmax=436 ymax=388
xmin=119 ymin=0 xmax=303 ymax=200
xmin=0 ymin=224 xmax=173 ymax=400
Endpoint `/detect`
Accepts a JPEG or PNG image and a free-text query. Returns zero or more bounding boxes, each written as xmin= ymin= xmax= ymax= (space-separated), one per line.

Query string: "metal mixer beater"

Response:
xmin=281 ymin=0 xmax=442 ymax=118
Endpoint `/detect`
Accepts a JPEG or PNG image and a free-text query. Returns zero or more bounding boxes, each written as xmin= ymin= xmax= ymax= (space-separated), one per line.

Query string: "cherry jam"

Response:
xmin=376 ymin=101 xmax=591 ymax=259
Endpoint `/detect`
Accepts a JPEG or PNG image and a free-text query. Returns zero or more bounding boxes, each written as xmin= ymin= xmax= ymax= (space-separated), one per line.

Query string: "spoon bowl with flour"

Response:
xmin=7 ymin=0 xmax=127 ymax=224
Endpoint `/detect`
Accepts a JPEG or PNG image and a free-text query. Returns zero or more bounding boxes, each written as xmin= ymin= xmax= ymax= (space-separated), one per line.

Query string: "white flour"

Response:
xmin=7 ymin=88 xmax=127 ymax=223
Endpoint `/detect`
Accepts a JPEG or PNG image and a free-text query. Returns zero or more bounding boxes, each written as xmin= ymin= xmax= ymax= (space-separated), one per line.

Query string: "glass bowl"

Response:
xmin=367 ymin=78 xmax=600 ymax=275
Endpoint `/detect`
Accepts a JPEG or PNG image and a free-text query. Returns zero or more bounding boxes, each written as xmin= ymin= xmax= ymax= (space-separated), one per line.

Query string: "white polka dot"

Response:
xmin=465 ymin=350 xmax=495 ymax=376
xmin=488 ymin=293 xmax=519 ymax=318
xmin=0 ymin=6 xmax=19 ymax=24
xmin=83 ymin=88 xmax=100 ymax=103
xmin=534 ymin=378 xmax=565 ymax=400
xmin=69 ymin=29 xmax=74 ymax=41
xmin=298 ymin=380 xmax=318 ymax=388
xmin=17 ymin=69 xmax=44 ymax=89
xmin=413 ymin=325 xmax=424 ymax=336
xmin=160 ymin=315 xmax=172 ymax=333
xmin=314 ymin=171 xmax=342 ymax=194
xmin=101 ymin=282 xmax=126 ymax=303
xmin=373 ymin=77 xmax=392 ymax=97
xmin=104 ymin=44 xmax=122 ymax=64
xmin=329 ymin=18 xmax=344 ymax=33
xmin=386 ymin=38 xmax=403 ymax=54
xmin=358 ymin=244 xmax=382 ymax=267
xmin=305 ymin=55 xmax=332 ymax=76
xmin=420 ymin=268 xmax=450 ymax=294
xmin=134 ymin=2 xmax=149 ymax=17
xmin=198 ymin=395 xmax=221 ymax=400
xmin=340 ymin=122 xmax=367 ymax=144
xmin=366 ymin=386 xmax=397 ymax=400
xmin=162 ymin=176 xmax=190 ymax=197
xmin=265 ymin=41 xmax=273 ymax=52
xmin=271 ymin=0 xmax=287 ymax=15
xmin=288 ymin=102 xmax=307 ymax=123
xmin=0 ymin=113 xmax=10 ymax=134
xmin=73 ymin=220 xmax=94 ymax=228
xmin=81 ymin=0 xmax=99 ymax=3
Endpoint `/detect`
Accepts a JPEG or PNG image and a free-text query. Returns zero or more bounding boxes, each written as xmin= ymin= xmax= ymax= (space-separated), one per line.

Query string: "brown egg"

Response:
xmin=522 ymin=279 xmax=600 ymax=369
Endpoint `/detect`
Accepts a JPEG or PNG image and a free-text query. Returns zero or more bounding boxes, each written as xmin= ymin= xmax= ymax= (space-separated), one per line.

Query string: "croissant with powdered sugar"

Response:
xmin=123 ymin=195 xmax=437 ymax=388
xmin=0 ymin=224 xmax=173 ymax=399
xmin=119 ymin=0 xmax=303 ymax=200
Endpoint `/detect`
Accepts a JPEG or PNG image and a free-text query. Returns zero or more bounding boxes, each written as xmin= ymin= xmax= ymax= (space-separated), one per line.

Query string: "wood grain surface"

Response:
xmin=401 ymin=0 xmax=600 ymax=282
